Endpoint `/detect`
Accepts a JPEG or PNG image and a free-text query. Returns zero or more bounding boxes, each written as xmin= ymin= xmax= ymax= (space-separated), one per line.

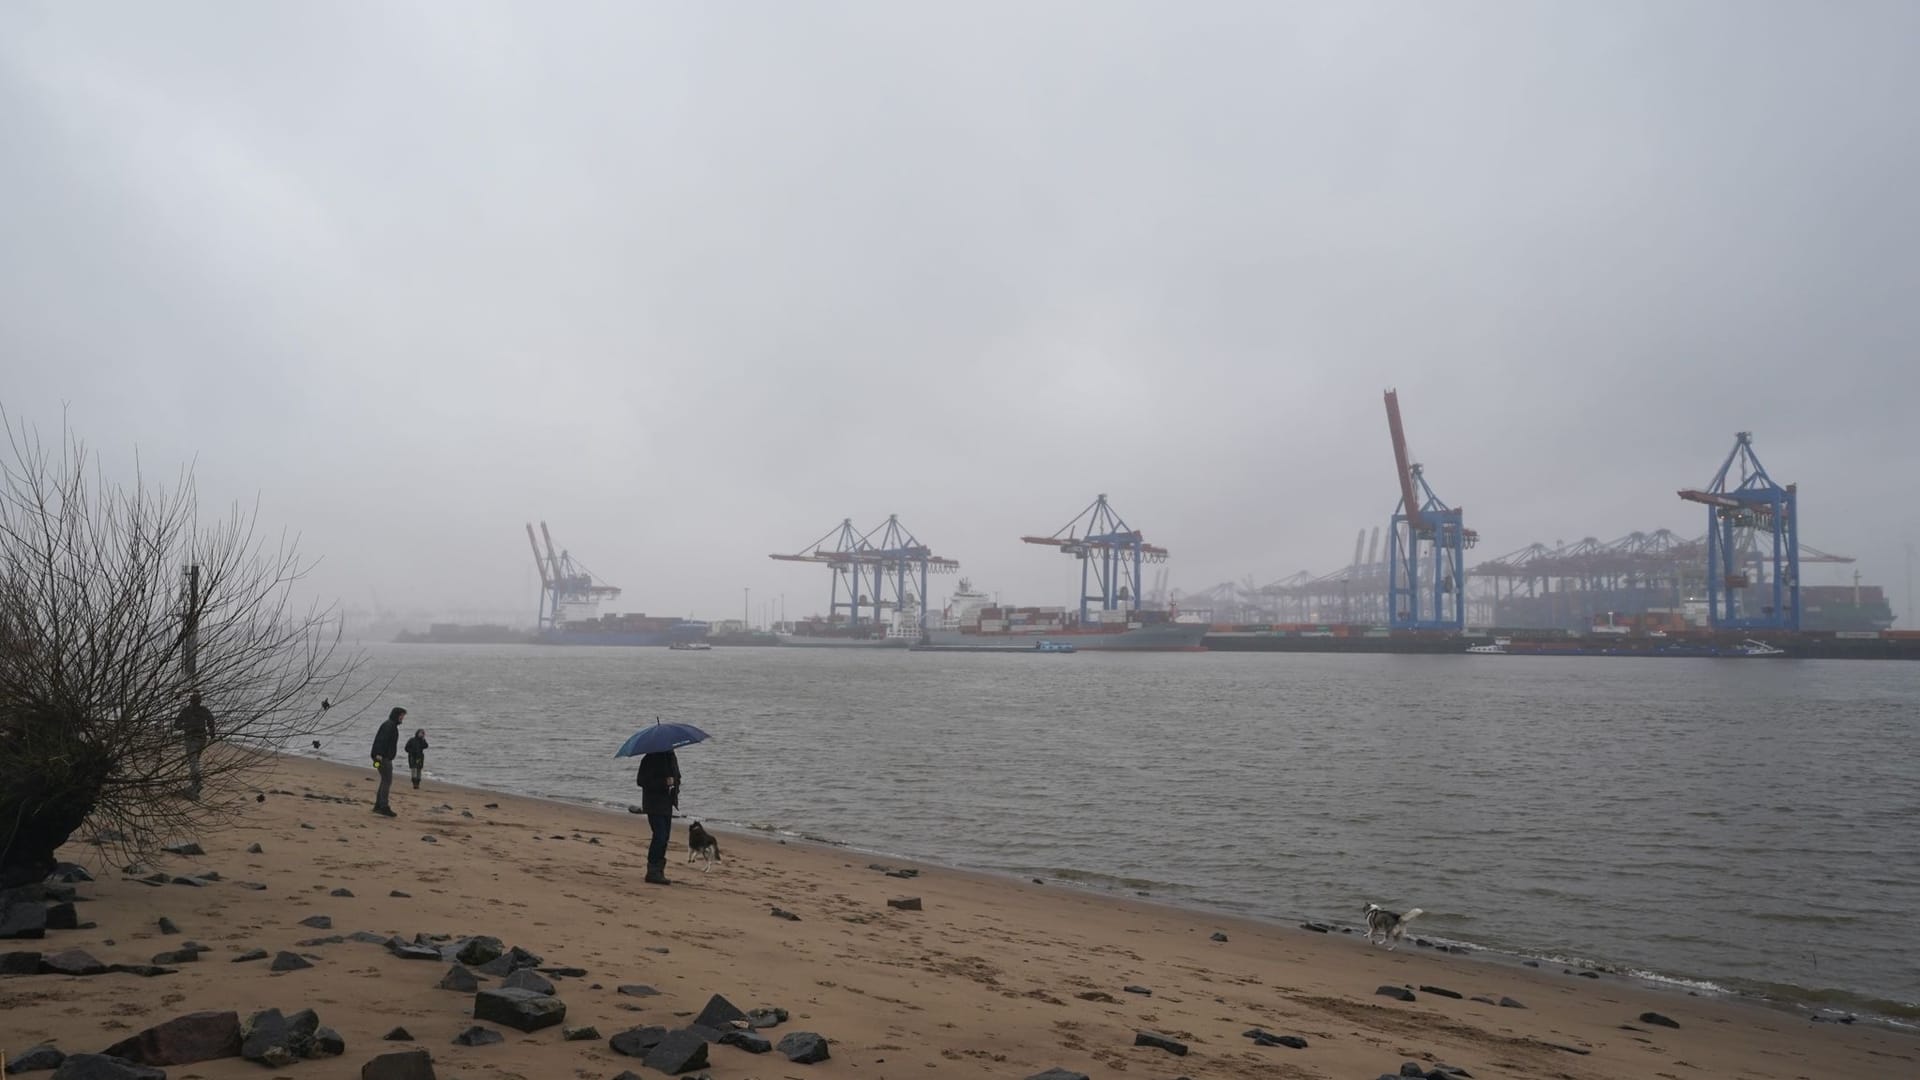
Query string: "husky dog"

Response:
xmin=1363 ymin=903 xmax=1425 ymax=949
xmin=686 ymin=821 xmax=721 ymax=870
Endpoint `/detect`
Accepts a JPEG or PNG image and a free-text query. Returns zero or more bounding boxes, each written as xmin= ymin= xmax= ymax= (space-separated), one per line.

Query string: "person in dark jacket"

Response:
xmin=635 ymin=750 xmax=680 ymax=885
xmin=404 ymin=729 xmax=429 ymax=789
xmin=174 ymin=692 xmax=214 ymax=798
xmin=369 ymin=707 xmax=405 ymax=817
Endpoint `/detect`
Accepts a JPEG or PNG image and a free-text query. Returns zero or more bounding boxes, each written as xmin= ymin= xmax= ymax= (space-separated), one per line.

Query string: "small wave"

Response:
xmin=1746 ymin=911 xmax=1863 ymax=926
xmin=1730 ymin=982 xmax=1920 ymax=1022
xmin=1013 ymin=866 xmax=1183 ymax=893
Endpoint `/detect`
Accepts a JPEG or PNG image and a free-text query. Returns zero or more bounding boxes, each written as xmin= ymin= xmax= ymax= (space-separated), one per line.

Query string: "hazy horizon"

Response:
xmin=6 ymin=2 xmax=1917 ymax=626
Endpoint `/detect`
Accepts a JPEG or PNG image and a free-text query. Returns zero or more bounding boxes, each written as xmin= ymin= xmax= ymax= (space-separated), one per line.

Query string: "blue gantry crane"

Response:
xmin=525 ymin=521 xmax=622 ymax=631
xmin=1678 ymin=431 xmax=1800 ymax=631
xmin=770 ymin=516 xmax=957 ymax=631
xmin=1383 ymin=390 xmax=1477 ymax=631
xmin=1021 ymin=494 xmax=1169 ymax=624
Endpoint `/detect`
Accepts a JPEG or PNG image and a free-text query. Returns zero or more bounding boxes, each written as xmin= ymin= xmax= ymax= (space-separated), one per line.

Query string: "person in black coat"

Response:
xmin=635 ymin=750 xmax=680 ymax=885
xmin=369 ymin=707 xmax=405 ymax=816
xmin=404 ymin=729 xmax=429 ymax=789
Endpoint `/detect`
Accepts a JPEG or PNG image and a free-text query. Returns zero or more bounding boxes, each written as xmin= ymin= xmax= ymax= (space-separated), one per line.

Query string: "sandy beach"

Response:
xmin=4 ymin=754 xmax=1914 ymax=1080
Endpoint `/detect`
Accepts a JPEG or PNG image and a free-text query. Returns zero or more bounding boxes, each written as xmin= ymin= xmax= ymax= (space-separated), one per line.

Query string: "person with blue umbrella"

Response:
xmin=617 ymin=719 xmax=711 ymax=885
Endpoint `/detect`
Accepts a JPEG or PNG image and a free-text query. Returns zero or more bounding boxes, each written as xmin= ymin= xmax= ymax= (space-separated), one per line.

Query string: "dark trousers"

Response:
xmin=185 ymin=738 xmax=205 ymax=792
xmin=410 ymin=763 xmax=423 ymax=788
xmin=647 ymin=811 xmax=672 ymax=866
xmin=374 ymin=761 xmax=394 ymax=810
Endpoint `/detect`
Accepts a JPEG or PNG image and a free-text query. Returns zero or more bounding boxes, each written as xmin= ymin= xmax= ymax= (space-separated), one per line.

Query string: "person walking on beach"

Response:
xmin=635 ymin=749 xmax=680 ymax=885
xmin=404 ymin=728 xmax=429 ymax=789
xmin=174 ymin=692 xmax=214 ymax=798
xmin=370 ymin=707 xmax=405 ymax=817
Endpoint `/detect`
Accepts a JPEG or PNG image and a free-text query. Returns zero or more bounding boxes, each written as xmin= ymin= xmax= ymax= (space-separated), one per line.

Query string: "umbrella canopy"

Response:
xmin=615 ymin=720 xmax=712 ymax=758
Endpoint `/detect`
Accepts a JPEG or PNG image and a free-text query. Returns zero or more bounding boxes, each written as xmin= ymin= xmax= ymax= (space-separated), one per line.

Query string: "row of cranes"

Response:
xmin=1189 ymin=391 xmax=1820 ymax=633
xmin=769 ymin=494 xmax=1172 ymax=631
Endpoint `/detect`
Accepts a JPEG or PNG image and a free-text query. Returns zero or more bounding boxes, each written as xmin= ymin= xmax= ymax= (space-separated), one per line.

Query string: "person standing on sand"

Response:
xmin=174 ymin=692 xmax=214 ymax=798
xmin=370 ymin=707 xmax=405 ymax=817
xmin=404 ymin=728 xmax=429 ymax=789
xmin=635 ymin=749 xmax=680 ymax=885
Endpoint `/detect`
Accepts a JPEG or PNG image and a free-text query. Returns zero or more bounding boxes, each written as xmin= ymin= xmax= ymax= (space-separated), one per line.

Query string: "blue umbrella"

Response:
xmin=615 ymin=719 xmax=712 ymax=758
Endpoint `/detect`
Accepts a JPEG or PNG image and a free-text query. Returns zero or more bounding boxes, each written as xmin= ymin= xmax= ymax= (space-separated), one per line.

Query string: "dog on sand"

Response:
xmin=686 ymin=821 xmax=721 ymax=870
xmin=1363 ymin=902 xmax=1424 ymax=949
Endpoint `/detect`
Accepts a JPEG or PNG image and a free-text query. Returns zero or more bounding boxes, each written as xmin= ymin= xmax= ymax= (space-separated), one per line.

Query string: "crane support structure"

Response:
xmin=770 ymin=516 xmax=958 ymax=632
xmin=1021 ymin=494 xmax=1169 ymax=624
xmin=1678 ymin=432 xmax=1800 ymax=630
xmin=1383 ymin=390 xmax=1478 ymax=631
xmin=524 ymin=522 xmax=622 ymax=631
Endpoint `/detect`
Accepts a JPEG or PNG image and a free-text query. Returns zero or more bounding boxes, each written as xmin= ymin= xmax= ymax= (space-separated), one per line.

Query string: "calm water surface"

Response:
xmin=323 ymin=644 xmax=1920 ymax=1017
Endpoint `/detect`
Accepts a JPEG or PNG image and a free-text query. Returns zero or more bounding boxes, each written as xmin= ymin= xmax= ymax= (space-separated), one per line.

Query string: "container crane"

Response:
xmin=1383 ymin=390 xmax=1477 ymax=631
xmin=524 ymin=522 xmax=622 ymax=631
xmin=1678 ymin=431 xmax=1800 ymax=630
xmin=1021 ymin=494 xmax=1168 ymax=624
xmin=770 ymin=517 xmax=957 ymax=631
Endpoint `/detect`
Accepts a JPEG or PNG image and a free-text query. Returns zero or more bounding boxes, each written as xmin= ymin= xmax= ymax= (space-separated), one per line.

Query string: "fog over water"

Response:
xmin=4 ymin=2 xmax=1918 ymax=624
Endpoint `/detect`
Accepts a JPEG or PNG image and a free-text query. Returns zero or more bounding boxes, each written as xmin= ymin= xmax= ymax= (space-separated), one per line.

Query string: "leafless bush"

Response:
xmin=0 ymin=416 xmax=372 ymax=883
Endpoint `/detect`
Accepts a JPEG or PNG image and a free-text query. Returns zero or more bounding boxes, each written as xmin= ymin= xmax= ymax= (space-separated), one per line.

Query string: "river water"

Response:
xmin=322 ymin=644 xmax=1920 ymax=1019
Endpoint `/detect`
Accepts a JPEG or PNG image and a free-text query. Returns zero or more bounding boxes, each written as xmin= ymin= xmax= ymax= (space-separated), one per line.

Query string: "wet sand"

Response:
xmin=5 ymin=754 xmax=1915 ymax=1080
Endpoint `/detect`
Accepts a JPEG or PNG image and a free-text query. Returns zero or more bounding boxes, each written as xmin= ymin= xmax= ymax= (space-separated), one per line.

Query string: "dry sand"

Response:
xmin=4 ymin=754 xmax=1914 ymax=1080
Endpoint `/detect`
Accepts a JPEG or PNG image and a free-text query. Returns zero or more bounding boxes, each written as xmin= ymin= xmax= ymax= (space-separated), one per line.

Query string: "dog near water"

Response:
xmin=685 ymin=821 xmax=721 ymax=870
xmin=1363 ymin=902 xmax=1425 ymax=949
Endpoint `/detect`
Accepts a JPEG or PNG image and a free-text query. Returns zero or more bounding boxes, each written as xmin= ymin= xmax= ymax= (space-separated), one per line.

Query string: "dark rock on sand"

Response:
xmin=382 ymin=1028 xmax=413 ymax=1041
xmin=1076 ymin=991 xmax=1117 ymax=1003
xmin=50 ymin=863 xmax=94 ymax=883
xmin=643 ymin=1030 xmax=710 ymax=1074
xmin=769 ymin=907 xmax=801 ymax=921
xmin=8 ymin=1045 xmax=67 ymax=1073
xmin=473 ymin=945 xmax=541 ymax=975
xmin=232 ymin=949 xmax=268 ymax=963
xmin=270 ymin=951 xmax=314 ymax=972
xmin=1375 ymin=985 xmax=1417 ymax=1002
xmin=1 ymin=896 xmax=49 ymax=939
xmin=349 ymin=930 xmax=389 ymax=944
xmin=1025 ymin=1070 xmax=1089 ymax=1080
xmin=47 ymin=1055 xmax=165 ymax=1080
xmin=330 ymin=888 xmax=354 ymax=898
xmin=298 ymin=915 xmax=332 ymax=930
xmin=1133 ymin=1031 xmax=1187 ymax=1055
xmin=388 ymin=939 xmax=441 ymax=962
xmin=561 ymin=1025 xmax=600 ymax=1042
xmin=1122 ymin=984 xmax=1152 ymax=996
xmin=472 ymin=987 xmax=566 ymax=1032
xmin=455 ymin=936 xmax=503 ymax=965
xmin=109 ymin=963 xmax=179 ymax=978
xmin=390 ymin=890 xmax=411 ymax=898
xmin=246 ymin=843 xmax=264 ymax=855
xmin=609 ymin=1026 xmax=668 ymax=1057
xmin=149 ymin=949 xmax=200 ymax=965
xmin=501 ymin=968 xmax=554 ymax=995
xmin=161 ymin=842 xmax=204 ymax=856
xmin=308 ymin=1028 xmax=346 ymax=1058
xmin=617 ymin=984 xmax=660 ymax=997
xmin=360 ymin=1049 xmax=435 ymax=1080
xmin=884 ymin=868 xmax=918 ymax=879
xmin=450 ymin=1027 xmax=502 ymax=1047
xmin=2 ymin=949 xmax=44 ymax=973
xmin=542 ymin=965 xmax=587 ymax=977
xmin=718 ymin=1030 xmax=771 ymax=1053
xmin=438 ymin=965 xmax=481 ymax=992
xmin=242 ymin=1008 xmax=321 ymax=1067
xmin=1399 ymin=1064 xmax=1426 ymax=1077
xmin=886 ymin=897 xmax=922 ymax=911
xmin=237 ymin=882 xmax=268 ymax=891
xmin=776 ymin=1032 xmax=831 ymax=1064
xmin=46 ymin=902 xmax=79 ymax=930
xmin=1499 ymin=996 xmax=1527 ymax=1009
xmin=103 ymin=1011 xmax=241 ymax=1066
xmin=295 ymin=936 xmax=344 ymax=947
xmin=693 ymin=994 xmax=746 ymax=1030
xmin=1469 ymin=995 xmax=1497 ymax=1005
xmin=1300 ymin=921 xmax=1332 ymax=932
xmin=1418 ymin=985 xmax=1464 ymax=999
xmin=745 ymin=1006 xmax=788 ymax=1029
xmin=1639 ymin=1011 xmax=1681 ymax=1028
xmin=42 ymin=948 xmax=110 ymax=975
xmin=167 ymin=877 xmax=207 ymax=888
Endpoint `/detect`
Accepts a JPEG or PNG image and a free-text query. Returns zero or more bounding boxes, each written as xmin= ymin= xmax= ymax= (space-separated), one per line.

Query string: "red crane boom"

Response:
xmin=1384 ymin=389 xmax=1424 ymax=528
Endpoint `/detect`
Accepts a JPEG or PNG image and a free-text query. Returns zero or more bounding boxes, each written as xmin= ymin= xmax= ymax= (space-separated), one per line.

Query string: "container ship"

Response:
xmin=538 ymin=614 xmax=709 ymax=647
xmin=924 ymin=580 xmax=1209 ymax=651
xmin=1202 ymin=623 xmax=1920 ymax=660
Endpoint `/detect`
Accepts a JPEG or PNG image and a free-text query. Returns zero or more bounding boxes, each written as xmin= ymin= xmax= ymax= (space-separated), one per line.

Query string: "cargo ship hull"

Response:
xmin=927 ymin=622 xmax=1208 ymax=651
xmin=1203 ymin=627 xmax=1920 ymax=660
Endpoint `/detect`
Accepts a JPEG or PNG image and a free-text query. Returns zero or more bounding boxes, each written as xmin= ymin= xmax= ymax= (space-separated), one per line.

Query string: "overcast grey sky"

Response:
xmin=5 ymin=1 xmax=1917 ymax=624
